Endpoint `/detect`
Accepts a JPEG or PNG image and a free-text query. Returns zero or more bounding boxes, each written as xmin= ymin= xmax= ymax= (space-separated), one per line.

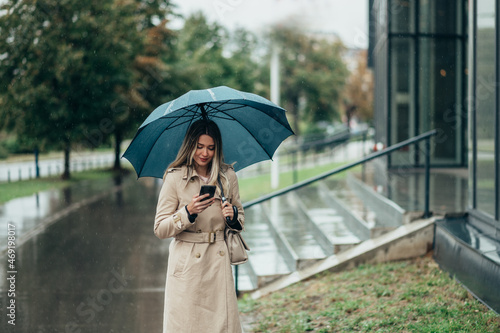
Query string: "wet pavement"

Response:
xmin=0 ymin=174 xmax=169 ymax=332
xmin=0 ymin=174 xmax=127 ymax=251
xmin=264 ymin=196 xmax=327 ymax=260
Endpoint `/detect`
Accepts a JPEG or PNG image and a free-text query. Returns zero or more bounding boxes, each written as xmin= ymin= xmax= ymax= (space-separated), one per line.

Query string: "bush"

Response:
xmin=0 ymin=144 xmax=8 ymax=160
xmin=5 ymin=136 xmax=33 ymax=154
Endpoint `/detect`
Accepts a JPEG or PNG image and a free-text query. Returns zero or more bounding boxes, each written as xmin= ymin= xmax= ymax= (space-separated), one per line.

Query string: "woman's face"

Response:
xmin=193 ymin=134 xmax=215 ymax=168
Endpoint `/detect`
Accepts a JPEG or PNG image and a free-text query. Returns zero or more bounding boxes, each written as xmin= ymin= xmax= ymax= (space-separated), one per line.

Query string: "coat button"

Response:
xmin=195 ymin=253 xmax=201 ymax=258
xmin=219 ymin=251 xmax=225 ymax=256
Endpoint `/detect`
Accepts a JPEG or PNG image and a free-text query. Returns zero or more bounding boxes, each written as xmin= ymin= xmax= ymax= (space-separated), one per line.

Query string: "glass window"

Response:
xmin=390 ymin=0 xmax=415 ymax=33
xmin=419 ymin=37 xmax=463 ymax=164
xmin=419 ymin=0 xmax=460 ymax=34
xmin=390 ymin=37 xmax=416 ymax=166
xmin=475 ymin=0 xmax=496 ymax=216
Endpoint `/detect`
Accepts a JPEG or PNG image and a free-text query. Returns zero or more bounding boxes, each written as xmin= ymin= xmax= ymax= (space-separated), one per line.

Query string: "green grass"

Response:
xmin=0 ymin=169 xmax=118 ymax=204
xmin=238 ymin=255 xmax=500 ymax=332
xmin=238 ymin=161 xmax=361 ymax=202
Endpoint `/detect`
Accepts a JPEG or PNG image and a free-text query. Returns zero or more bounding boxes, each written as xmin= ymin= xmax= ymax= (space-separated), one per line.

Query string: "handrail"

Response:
xmin=280 ymin=128 xmax=369 ymax=154
xmin=236 ymin=129 xmax=436 ymax=296
xmin=243 ymin=129 xmax=437 ymax=214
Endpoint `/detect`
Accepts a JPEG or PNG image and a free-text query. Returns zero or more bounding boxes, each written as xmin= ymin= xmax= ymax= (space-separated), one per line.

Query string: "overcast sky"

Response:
xmin=170 ymin=0 xmax=369 ymax=49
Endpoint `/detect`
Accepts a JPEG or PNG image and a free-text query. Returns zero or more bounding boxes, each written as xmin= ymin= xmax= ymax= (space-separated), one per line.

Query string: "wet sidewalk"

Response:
xmin=0 ymin=173 xmax=132 ymax=252
xmin=0 ymin=173 xmax=169 ymax=332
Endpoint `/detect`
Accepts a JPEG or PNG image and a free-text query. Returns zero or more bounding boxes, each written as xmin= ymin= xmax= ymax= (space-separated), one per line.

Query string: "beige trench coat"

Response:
xmin=154 ymin=165 xmax=244 ymax=333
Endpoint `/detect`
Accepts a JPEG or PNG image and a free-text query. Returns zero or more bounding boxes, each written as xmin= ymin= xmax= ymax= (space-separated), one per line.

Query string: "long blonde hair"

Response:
xmin=169 ymin=119 xmax=230 ymax=194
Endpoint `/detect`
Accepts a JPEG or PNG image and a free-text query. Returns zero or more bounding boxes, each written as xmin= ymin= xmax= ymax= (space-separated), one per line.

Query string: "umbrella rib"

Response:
xmin=137 ymin=110 xmax=194 ymax=176
xmin=203 ymin=100 xmax=234 ymax=116
xmin=160 ymin=105 xmax=199 ymax=119
xmin=206 ymin=102 xmax=293 ymax=160
xmin=206 ymin=101 xmax=292 ymax=130
xmin=211 ymin=109 xmax=276 ymax=160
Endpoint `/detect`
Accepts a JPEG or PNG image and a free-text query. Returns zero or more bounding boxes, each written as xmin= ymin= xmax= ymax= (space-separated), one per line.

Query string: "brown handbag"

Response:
xmin=218 ymin=176 xmax=250 ymax=265
xmin=224 ymin=226 xmax=250 ymax=265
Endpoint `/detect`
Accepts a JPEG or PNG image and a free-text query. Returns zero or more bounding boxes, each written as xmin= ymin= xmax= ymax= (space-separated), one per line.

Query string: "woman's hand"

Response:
xmin=186 ymin=194 xmax=215 ymax=215
xmin=221 ymin=201 xmax=234 ymax=221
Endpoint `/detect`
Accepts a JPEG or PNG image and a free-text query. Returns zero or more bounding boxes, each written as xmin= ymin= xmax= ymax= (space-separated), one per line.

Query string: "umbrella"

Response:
xmin=122 ymin=86 xmax=294 ymax=178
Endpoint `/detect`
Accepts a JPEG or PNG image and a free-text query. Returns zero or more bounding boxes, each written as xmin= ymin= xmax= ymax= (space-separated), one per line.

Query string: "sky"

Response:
xmin=170 ymin=0 xmax=369 ymax=49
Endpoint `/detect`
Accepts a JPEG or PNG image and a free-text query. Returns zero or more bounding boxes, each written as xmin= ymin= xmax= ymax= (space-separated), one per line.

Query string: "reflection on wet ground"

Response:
xmin=265 ymin=196 xmax=327 ymax=260
xmin=0 ymin=175 xmax=168 ymax=332
xmin=0 ymin=175 xmax=127 ymax=250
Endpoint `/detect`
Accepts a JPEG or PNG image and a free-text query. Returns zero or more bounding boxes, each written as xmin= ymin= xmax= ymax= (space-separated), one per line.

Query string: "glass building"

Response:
xmin=370 ymin=0 xmax=468 ymax=167
xmin=370 ymin=0 xmax=500 ymax=313
xmin=470 ymin=0 xmax=497 ymax=229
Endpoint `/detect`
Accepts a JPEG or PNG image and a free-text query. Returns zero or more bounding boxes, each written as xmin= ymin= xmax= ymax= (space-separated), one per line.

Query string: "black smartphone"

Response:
xmin=199 ymin=185 xmax=216 ymax=201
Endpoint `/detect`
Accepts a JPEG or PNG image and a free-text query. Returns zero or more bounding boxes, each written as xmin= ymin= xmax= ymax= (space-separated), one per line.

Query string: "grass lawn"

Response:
xmin=238 ymin=255 xmax=500 ymax=332
xmin=238 ymin=161 xmax=361 ymax=202
xmin=0 ymin=169 xmax=119 ymax=204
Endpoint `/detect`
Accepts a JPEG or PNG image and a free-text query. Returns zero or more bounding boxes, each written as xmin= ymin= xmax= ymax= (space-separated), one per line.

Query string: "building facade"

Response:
xmin=370 ymin=0 xmax=500 ymax=313
xmin=370 ymin=0 xmax=468 ymax=168
xmin=469 ymin=0 xmax=498 ymax=232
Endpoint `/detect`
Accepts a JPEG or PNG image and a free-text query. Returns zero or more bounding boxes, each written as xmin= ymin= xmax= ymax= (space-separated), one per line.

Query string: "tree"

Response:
xmin=343 ymin=49 xmax=374 ymax=127
xmin=0 ymin=0 xmax=175 ymax=177
xmin=165 ymin=12 xmax=261 ymax=96
xmin=269 ymin=25 xmax=349 ymax=136
xmin=107 ymin=1 xmax=176 ymax=170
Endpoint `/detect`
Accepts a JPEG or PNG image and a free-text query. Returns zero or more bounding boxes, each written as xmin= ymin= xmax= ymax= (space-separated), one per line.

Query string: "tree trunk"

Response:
xmin=288 ymin=95 xmax=300 ymax=137
xmin=345 ymin=105 xmax=357 ymax=129
xmin=113 ymin=129 xmax=122 ymax=170
xmin=62 ymin=141 xmax=71 ymax=180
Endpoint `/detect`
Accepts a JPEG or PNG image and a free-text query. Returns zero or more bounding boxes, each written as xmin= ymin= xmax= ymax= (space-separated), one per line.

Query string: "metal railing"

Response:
xmin=235 ymin=129 xmax=437 ymax=295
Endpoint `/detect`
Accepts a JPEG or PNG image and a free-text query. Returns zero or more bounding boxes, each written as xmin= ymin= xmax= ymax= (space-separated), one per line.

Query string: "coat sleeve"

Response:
xmin=229 ymin=170 xmax=245 ymax=230
xmin=154 ymin=171 xmax=191 ymax=239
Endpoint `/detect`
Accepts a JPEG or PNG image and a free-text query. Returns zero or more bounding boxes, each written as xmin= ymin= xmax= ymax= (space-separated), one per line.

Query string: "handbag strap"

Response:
xmin=217 ymin=176 xmax=226 ymax=203
xmin=218 ymin=175 xmax=236 ymax=228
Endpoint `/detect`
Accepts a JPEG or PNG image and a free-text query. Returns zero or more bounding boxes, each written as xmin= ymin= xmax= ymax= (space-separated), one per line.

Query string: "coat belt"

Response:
xmin=175 ymin=230 xmax=225 ymax=244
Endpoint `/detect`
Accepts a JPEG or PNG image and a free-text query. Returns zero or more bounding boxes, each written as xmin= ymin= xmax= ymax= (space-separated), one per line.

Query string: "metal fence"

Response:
xmin=0 ymin=152 xmax=115 ymax=183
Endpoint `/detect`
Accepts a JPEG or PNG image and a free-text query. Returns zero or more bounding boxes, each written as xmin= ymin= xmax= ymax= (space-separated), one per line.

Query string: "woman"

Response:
xmin=154 ymin=119 xmax=244 ymax=333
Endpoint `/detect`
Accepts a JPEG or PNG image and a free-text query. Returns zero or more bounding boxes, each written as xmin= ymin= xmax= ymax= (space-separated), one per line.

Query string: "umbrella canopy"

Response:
xmin=123 ymin=86 xmax=294 ymax=178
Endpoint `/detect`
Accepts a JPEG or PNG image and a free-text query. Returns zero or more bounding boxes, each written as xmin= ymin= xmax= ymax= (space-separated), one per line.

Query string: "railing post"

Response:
xmin=423 ymin=137 xmax=432 ymax=218
xmin=35 ymin=147 xmax=40 ymax=178
xmin=235 ymin=265 xmax=239 ymax=297
xmin=362 ymin=131 xmax=367 ymax=182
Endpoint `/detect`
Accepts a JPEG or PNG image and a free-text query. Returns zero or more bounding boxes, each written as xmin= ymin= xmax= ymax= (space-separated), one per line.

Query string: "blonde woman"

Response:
xmin=154 ymin=119 xmax=244 ymax=332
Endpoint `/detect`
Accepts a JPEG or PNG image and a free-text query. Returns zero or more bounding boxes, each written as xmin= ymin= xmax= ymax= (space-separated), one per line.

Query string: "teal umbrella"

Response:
xmin=123 ymin=86 xmax=294 ymax=178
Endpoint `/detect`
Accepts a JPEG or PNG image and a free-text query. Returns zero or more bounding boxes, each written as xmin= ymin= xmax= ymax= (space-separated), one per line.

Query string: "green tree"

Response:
xmin=0 ymin=0 xmax=174 ymax=177
xmin=166 ymin=12 xmax=261 ymax=96
xmin=106 ymin=1 xmax=176 ymax=170
xmin=270 ymin=26 xmax=349 ymax=136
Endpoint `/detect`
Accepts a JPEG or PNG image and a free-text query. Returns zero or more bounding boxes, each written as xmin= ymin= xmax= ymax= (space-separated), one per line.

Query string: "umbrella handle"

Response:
xmin=221 ymin=196 xmax=231 ymax=224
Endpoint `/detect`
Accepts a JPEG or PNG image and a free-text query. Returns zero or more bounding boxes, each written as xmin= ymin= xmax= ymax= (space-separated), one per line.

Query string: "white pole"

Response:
xmin=270 ymin=46 xmax=280 ymax=189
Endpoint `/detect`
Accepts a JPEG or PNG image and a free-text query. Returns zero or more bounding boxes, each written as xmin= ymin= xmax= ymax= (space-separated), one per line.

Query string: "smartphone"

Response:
xmin=199 ymin=185 xmax=216 ymax=201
